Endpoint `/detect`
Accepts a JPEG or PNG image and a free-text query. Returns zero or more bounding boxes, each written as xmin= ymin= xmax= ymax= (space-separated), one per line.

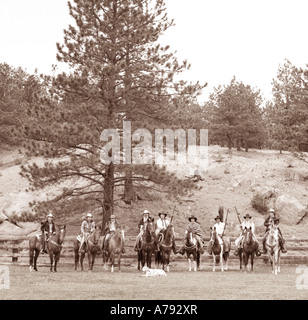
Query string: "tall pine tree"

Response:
xmin=20 ymin=0 xmax=205 ymax=224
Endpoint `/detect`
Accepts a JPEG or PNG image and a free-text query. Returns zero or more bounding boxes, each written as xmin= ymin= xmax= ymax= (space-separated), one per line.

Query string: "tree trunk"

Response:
xmin=102 ymin=162 xmax=114 ymax=228
xmin=123 ymin=171 xmax=136 ymax=204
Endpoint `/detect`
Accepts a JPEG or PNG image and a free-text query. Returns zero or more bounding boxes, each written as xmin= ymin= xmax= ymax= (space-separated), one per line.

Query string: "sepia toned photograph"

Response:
xmin=0 ymin=0 xmax=308 ymax=305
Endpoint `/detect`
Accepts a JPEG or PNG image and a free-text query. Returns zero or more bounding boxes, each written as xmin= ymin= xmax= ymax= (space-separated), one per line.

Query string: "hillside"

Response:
xmin=1 ymin=145 xmax=308 ymax=239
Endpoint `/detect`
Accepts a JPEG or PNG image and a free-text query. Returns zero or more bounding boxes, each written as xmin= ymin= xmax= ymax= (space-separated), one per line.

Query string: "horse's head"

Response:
xmin=59 ymin=225 xmax=66 ymax=245
xmin=244 ymin=227 xmax=253 ymax=244
xmin=116 ymin=225 xmax=125 ymax=242
xmin=268 ymin=224 xmax=279 ymax=241
xmin=145 ymin=218 xmax=155 ymax=235
xmin=185 ymin=230 xmax=197 ymax=246
xmin=92 ymin=227 xmax=102 ymax=244
xmin=165 ymin=224 xmax=175 ymax=239
xmin=209 ymin=227 xmax=217 ymax=243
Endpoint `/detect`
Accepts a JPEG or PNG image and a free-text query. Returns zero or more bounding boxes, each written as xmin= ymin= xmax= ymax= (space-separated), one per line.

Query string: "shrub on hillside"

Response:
xmin=251 ymin=192 xmax=268 ymax=214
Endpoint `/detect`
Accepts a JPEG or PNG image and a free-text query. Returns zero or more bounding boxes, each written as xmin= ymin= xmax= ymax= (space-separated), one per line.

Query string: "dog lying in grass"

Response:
xmin=142 ymin=266 xmax=167 ymax=277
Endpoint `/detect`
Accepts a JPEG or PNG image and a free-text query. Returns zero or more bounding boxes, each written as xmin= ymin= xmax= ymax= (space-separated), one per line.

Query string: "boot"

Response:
xmin=280 ymin=239 xmax=287 ymax=253
xmin=172 ymin=240 xmax=178 ymax=254
xmin=262 ymin=239 xmax=267 ymax=254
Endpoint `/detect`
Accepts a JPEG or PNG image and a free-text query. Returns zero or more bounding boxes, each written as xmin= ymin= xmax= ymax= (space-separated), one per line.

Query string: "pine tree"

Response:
xmin=266 ymin=59 xmax=308 ymax=153
xmin=205 ymin=77 xmax=264 ymax=151
xmin=20 ymin=0 xmax=205 ymax=224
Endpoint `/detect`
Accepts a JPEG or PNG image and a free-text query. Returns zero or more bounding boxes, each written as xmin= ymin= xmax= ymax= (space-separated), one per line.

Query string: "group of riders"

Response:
xmin=39 ymin=207 xmax=287 ymax=257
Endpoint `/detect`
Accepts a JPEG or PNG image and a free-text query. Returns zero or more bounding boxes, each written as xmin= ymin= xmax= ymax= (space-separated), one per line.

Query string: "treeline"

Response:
xmin=200 ymin=60 xmax=308 ymax=153
xmin=2 ymin=59 xmax=308 ymax=153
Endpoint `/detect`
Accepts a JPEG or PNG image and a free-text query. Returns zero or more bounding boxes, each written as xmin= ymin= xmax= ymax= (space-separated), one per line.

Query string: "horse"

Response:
xmin=29 ymin=225 xmax=66 ymax=272
xmin=241 ymin=227 xmax=258 ymax=273
xmin=103 ymin=225 xmax=125 ymax=272
xmin=209 ymin=227 xmax=230 ymax=272
xmin=47 ymin=225 xmax=66 ymax=272
xmin=265 ymin=224 xmax=281 ymax=275
xmin=155 ymin=224 xmax=175 ymax=272
xmin=29 ymin=232 xmax=44 ymax=272
xmin=137 ymin=219 xmax=156 ymax=270
xmin=74 ymin=227 xmax=101 ymax=272
xmin=183 ymin=231 xmax=200 ymax=272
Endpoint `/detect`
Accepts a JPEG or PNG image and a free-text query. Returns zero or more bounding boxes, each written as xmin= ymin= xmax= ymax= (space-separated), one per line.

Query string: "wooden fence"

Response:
xmin=1 ymin=236 xmax=308 ymax=267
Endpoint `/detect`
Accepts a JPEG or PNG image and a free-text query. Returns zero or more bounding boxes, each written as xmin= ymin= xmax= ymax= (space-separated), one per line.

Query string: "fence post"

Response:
xmin=12 ymin=247 xmax=19 ymax=262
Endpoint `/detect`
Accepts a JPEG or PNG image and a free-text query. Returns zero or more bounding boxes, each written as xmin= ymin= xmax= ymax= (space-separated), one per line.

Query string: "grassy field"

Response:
xmin=0 ymin=264 xmax=307 ymax=300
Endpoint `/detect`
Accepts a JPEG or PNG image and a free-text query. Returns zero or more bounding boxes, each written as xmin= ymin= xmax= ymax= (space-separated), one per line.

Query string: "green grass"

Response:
xmin=0 ymin=264 xmax=307 ymax=300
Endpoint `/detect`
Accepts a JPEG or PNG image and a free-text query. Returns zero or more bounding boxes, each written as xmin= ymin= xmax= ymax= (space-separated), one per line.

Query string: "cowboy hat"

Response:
xmin=158 ymin=212 xmax=167 ymax=217
xmin=46 ymin=213 xmax=53 ymax=218
xmin=243 ymin=213 xmax=252 ymax=219
xmin=143 ymin=210 xmax=150 ymax=215
xmin=188 ymin=215 xmax=197 ymax=222
xmin=110 ymin=214 xmax=116 ymax=219
xmin=86 ymin=213 xmax=93 ymax=218
xmin=214 ymin=215 xmax=221 ymax=221
xmin=268 ymin=208 xmax=276 ymax=213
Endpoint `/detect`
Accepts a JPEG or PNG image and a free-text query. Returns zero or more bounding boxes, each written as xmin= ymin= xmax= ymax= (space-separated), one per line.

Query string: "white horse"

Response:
xmin=265 ymin=225 xmax=281 ymax=275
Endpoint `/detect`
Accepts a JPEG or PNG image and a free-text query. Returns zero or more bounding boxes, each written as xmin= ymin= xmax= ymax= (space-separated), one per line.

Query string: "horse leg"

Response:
xmin=54 ymin=252 xmax=60 ymax=272
xmin=274 ymin=250 xmax=278 ymax=275
xmin=220 ymin=249 xmax=224 ymax=272
xmin=110 ymin=253 xmax=115 ymax=273
xmin=88 ymin=251 xmax=92 ymax=272
xmin=34 ymin=249 xmax=39 ymax=271
xmin=251 ymin=253 xmax=254 ymax=272
xmin=193 ymin=252 xmax=197 ymax=272
xmin=49 ymin=253 xmax=54 ymax=272
xmin=188 ymin=256 xmax=192 ymax=272
xmin=224 ymin=252 xmax=229 ymax=271
xmin=80 ymin=252 xmax=85 ymax=271
xmin=277 ymin=250 xmax=281 ymax=273
xmin=239 ymin=249 xmax=242 ymax=270
xmin=74 ymin=250 xmax=79 ymax=271
xmin=118 ymin=253 xmax=121 ymax=272
xmin=29 ymin=248 xmax=34 ymax=271
xmin=212 ymin=254 xmax=216 ymax=272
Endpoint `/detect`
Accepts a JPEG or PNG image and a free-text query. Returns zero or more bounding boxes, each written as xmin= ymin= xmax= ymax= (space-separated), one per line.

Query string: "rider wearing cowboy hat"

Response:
xmin=179 ymin=215 xmax=204 ymax=255
xmin=262 ymin=208 xmax=287 ymax=254
xmin=207 ymin=215 xmax=229 ymax=255
xmin=134 ymin=210 xmax=153 ymax=251
xmin=234 ymin=213 xmax=261 ymax=256
xmin=40 ymin=212 xmax=56 ymax=254
xmin=154 ymin=212 xmax=178 ymax=254
xmin=102 ymin=214 xmax=125 ymax=253
xmin=79 ymin=213 xmax=96 ymax=253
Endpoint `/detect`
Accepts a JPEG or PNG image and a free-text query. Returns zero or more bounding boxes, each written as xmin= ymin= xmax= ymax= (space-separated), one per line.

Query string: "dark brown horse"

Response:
xmin=183 ymin=231 xmax=200 ymax=272
xmin=74 ymin=227 xmax=101 ymax=272
xmin=155 ymin=224 xmax=175 ymax=272
xmin=209 ymin=227 xmax=230 ymax=272
xmin=29 ymin=225 xmax=66 ymax=272
xmin=47 ymin=225 xmax=66 ymax=272
xmin=103 ymin=225 xmax=125 ymax=272
xmin=240 ymin=227 xmax=258 ymax=273
xmin=137 ymin=219 xmax=155 ymax=270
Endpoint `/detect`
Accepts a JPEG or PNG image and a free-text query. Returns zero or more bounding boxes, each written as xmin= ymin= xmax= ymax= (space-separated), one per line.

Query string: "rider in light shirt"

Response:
xmin=79 ymin=213 xmax=96 ymax=253
xmin=234 ymin=213 xmax=261 ymax=256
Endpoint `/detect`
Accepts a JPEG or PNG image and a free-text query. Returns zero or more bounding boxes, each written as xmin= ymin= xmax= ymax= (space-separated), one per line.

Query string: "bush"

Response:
xmin=251 ymin=192 xmax=268 ymax=214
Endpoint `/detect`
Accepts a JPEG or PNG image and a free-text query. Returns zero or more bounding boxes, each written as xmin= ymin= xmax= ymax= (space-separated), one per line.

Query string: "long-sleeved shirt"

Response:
xmin=81 ymin=220 xmax=95 ymax=234
xmin=213 ymin=222 xmax=225 ymax=236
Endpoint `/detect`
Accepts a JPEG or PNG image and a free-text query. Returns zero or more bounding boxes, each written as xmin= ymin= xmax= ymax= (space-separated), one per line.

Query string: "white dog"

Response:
xmin=142 ymin=266 xmax=167 ymax=277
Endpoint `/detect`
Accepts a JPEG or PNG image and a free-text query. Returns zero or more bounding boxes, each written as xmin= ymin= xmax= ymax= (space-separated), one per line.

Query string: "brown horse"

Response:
xmin=183 ymin=231 xmax=200 ymax=272
xmin=155 ymin=224 xmax=175 ymax=272
xmin=103 ymin=225 xmax=125 ymax=272
xmin=74 ymin=227 xmax=101 ymax=271
xmin=209 ymin=227 xmax=230 ymax=272
xmin=241 ymin=227 xmax=258 ymax=273
xmin=47 ymin=225 xmax=66 ymax=272
xmin=137 ymin=219 xmax=155 ymax=270
xmin=29 ymin=225 xmax=66 ymax=272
